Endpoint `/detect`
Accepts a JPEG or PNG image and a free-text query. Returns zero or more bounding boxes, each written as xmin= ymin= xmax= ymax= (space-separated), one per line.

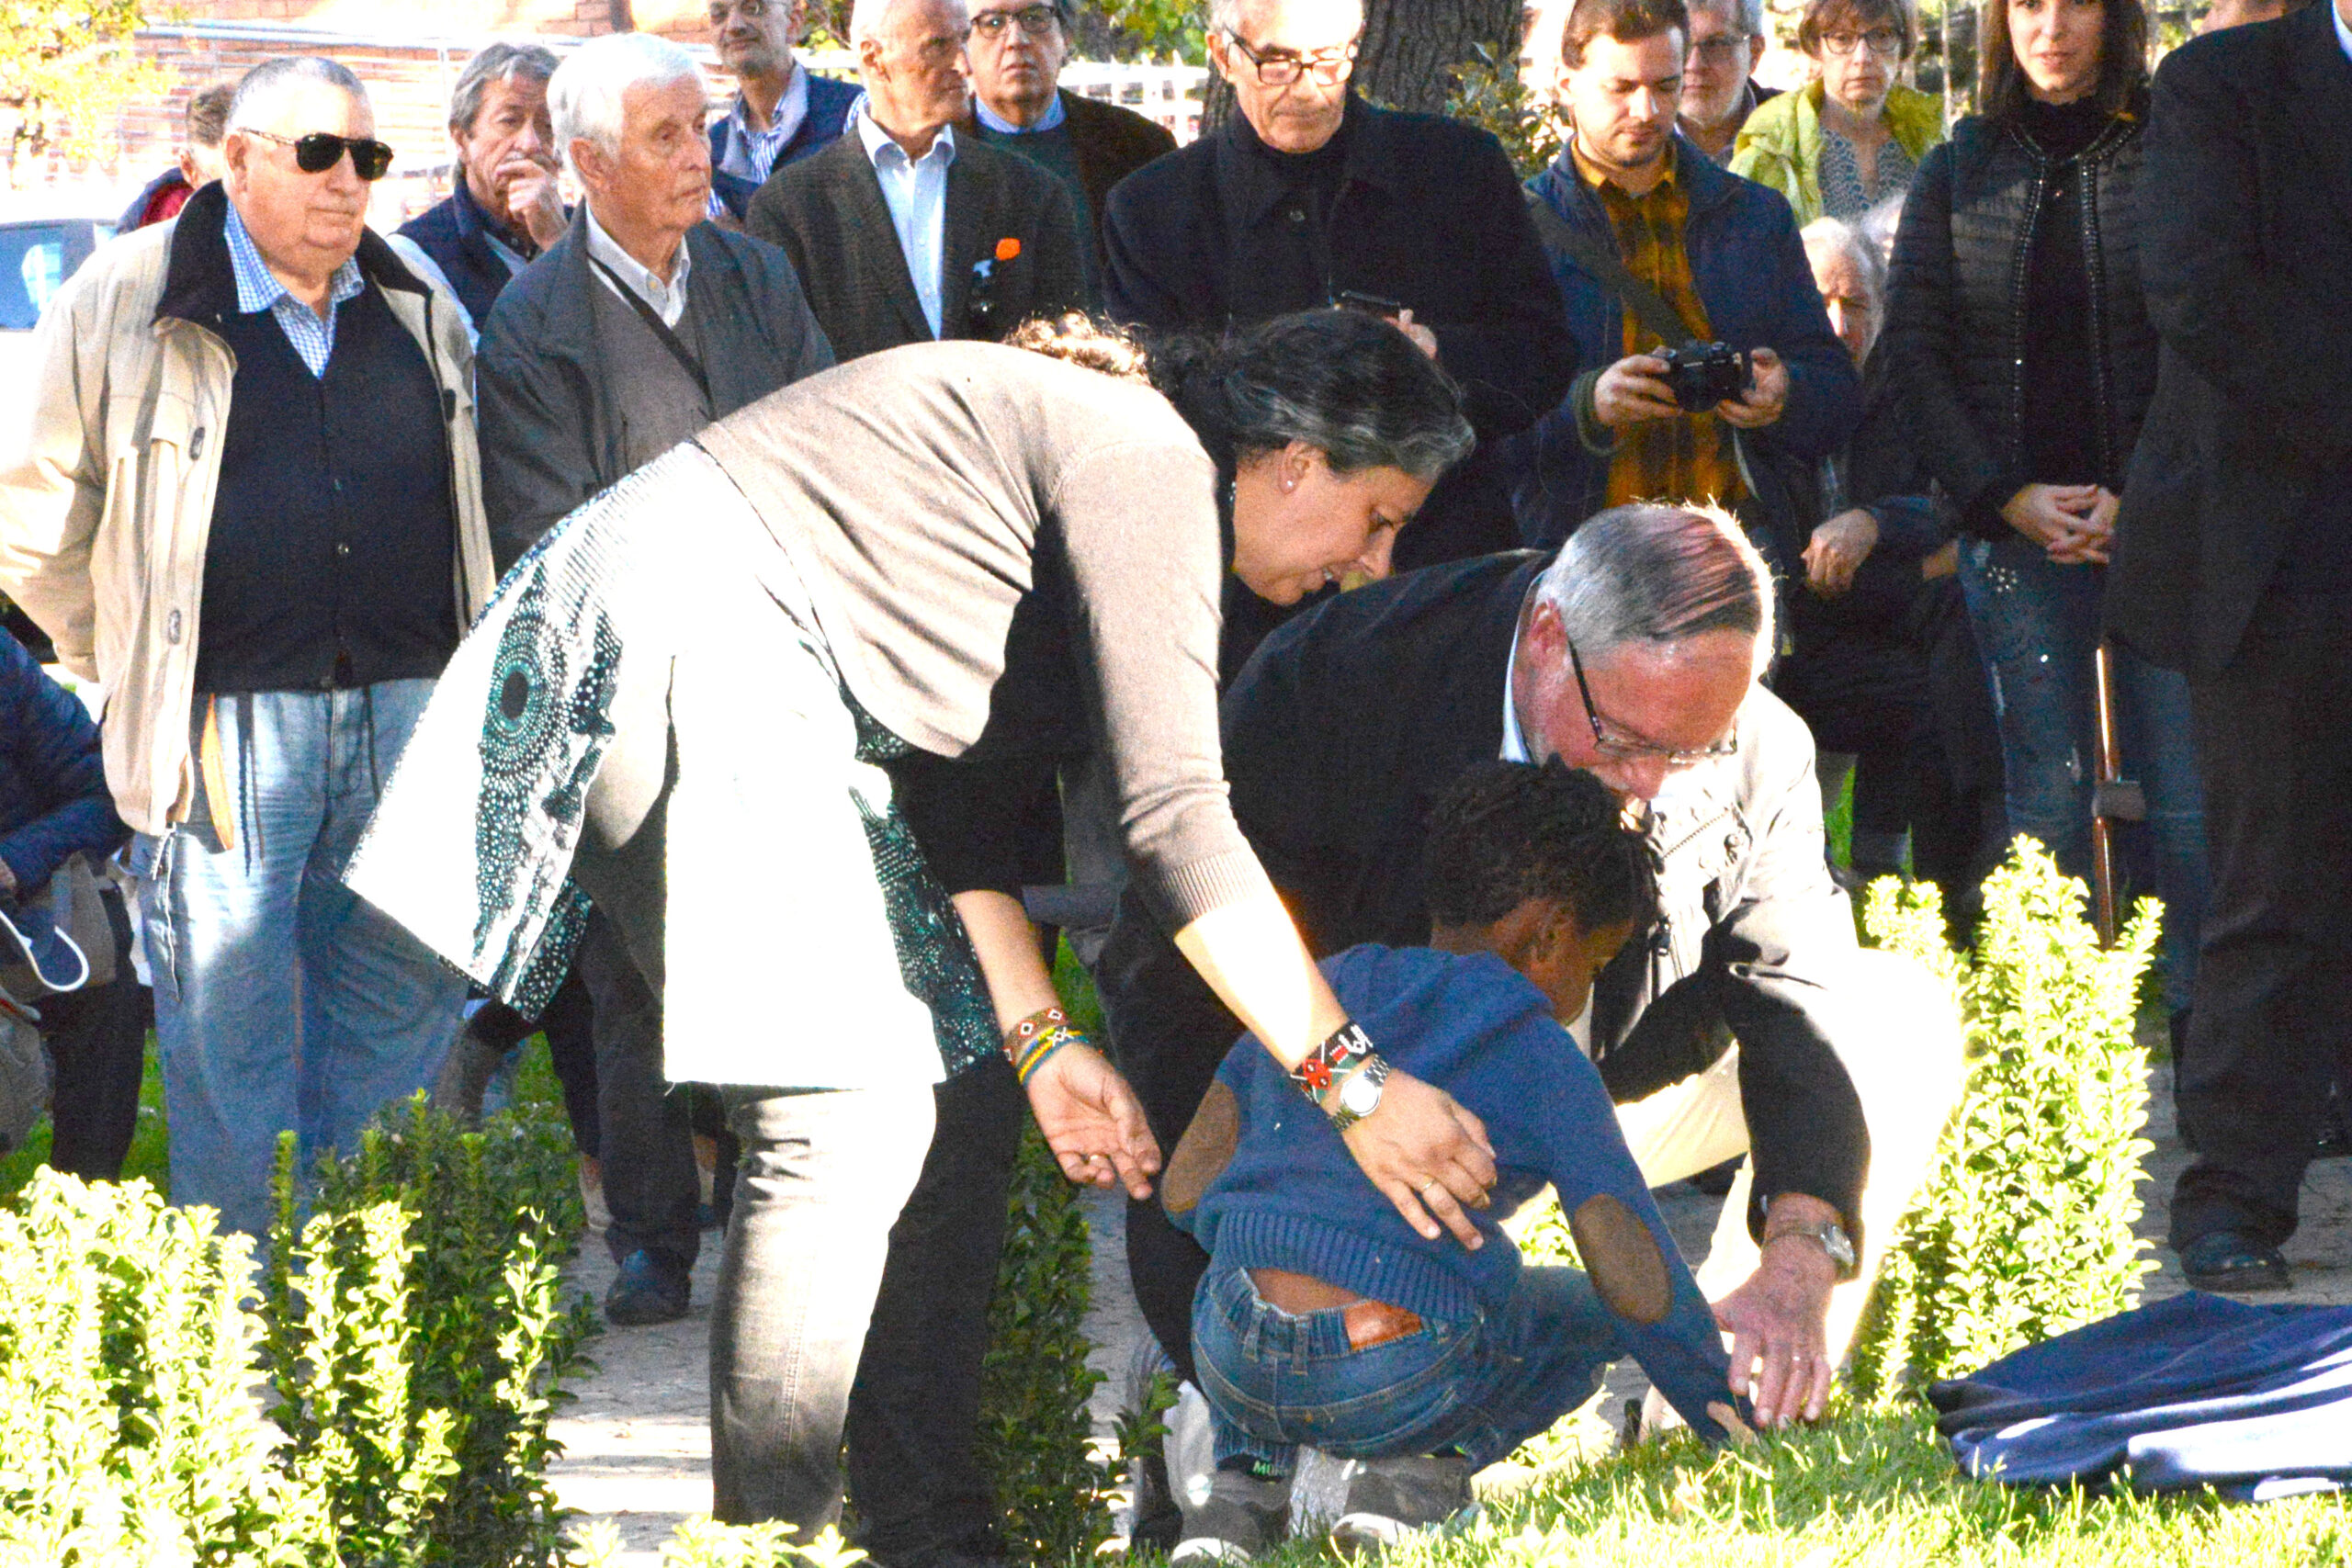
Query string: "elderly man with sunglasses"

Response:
xmin=1100 ymin=505 xmax=1963 ymax=1500
xmin=0 ymin=56 xmax=498 ymax=1238
xmin=1100 ymin=0 xmax=1574 ymax=586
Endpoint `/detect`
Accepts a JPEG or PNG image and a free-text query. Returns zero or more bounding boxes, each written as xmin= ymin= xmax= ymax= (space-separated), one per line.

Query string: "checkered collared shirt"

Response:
xmin=1570 ymin=140 xmax=1745 ymax=513
xmin=223 ymin=197 xmax=366 ymax=378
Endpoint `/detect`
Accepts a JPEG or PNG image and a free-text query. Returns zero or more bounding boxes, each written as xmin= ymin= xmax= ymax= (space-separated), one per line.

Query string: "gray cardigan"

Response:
xmin=697 ymin=343 xmax=1265 ymax=932
xmin=476 ymin=213 xmax=835 ymax=570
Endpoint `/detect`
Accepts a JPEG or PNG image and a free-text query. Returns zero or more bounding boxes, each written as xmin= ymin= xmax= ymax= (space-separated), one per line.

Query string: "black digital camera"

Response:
xmin=1657 ymin=342 xmax=1750 ymax=411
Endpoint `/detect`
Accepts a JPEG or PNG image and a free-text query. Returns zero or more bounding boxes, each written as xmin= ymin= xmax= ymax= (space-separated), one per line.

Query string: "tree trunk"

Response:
xmin=1203 ymin=0 xmax=1525 ymax=128
xmin=1356 ymin=0 xmax=1525 ymax=115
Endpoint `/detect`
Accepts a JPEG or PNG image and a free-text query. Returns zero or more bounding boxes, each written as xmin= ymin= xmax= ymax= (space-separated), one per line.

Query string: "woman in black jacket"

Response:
xmin=1880 ymin=0 xmax=2204 ymax=1032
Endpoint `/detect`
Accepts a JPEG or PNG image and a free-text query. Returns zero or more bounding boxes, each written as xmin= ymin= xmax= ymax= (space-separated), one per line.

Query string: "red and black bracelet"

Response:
xmin=1288 ymin=1021 xmax=1376 ymax=1112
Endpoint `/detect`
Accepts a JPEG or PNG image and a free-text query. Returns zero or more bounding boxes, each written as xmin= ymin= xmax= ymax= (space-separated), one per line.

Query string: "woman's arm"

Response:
xmin=1173 ymin=893 xmax=1498 ymax=1247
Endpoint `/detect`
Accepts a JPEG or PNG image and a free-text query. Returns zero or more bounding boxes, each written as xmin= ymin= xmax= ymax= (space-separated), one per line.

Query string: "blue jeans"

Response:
xmin=1958 ymin=536 xmax=2208 ymax=1010
xmin=1192 ymin=1261 xmax=1622 ymax=1474
xmin=131 ymin=680 xmax=469 ymax=1237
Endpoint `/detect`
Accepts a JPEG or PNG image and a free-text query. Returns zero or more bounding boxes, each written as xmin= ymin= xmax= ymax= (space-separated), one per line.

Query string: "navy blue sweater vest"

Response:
xmin=198 ymin=283 xmax=459 ymax=694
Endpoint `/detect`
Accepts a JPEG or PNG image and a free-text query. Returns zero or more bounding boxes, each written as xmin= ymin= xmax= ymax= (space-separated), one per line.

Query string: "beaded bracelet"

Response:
xmin=1005 ymin=1005 xmax=1086 ymax=1087
xmin=1288 ymin=1020 xmax=1376 ymax=1114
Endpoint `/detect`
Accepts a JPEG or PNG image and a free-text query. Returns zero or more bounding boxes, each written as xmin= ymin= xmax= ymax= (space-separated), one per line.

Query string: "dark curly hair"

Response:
xmin=1422 ymin=760 xmax=1657 ymax=934
xmin=1009 ymin=309 xmax=1475 ymax=482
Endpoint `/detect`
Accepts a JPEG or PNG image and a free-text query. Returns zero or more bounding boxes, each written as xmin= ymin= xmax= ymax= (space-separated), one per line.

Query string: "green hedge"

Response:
xmin=0 ymin=1090 xmax=592 ymax=1566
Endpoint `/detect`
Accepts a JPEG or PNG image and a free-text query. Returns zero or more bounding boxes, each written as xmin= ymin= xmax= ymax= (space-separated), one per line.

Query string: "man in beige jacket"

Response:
xmin=0 ymin=56 xmax=498 ymax=1236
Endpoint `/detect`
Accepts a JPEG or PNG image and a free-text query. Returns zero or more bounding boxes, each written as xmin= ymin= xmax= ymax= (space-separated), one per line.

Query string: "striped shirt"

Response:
xmin=1570 ymin=140 xmax=1744 ymax=513
xmin=223 ymin=199 xmax=365 ymax=378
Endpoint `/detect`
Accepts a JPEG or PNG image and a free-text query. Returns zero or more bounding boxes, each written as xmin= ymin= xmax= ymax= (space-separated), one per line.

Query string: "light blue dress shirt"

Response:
xmin=223 ymin=200 xmax=365 ymax=378
xmin=856 ymin=105 xmax=957 ymax=339
xmin=974 ymin=91 xmax=1067 ymax=134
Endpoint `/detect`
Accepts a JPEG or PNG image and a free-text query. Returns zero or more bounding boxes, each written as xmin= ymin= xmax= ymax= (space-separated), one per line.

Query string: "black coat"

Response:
xmin=1101 ymin=96 xmax=1575 ymax=568
xmin=1874 ymin=98 xmax=2157 ymax=535
xmin=1095 ymin=551 xmax=1875 ymax=1243
xmin=746 ymin=130 xmax=1089 ymax=363
xmin=2109 ymin=5 xmax=2352 ymax=673
xmin=474 ymin=215 xmax=835 ymax=570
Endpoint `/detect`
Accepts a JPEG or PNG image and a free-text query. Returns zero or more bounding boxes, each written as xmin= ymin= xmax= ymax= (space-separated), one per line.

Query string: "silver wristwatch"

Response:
xmin=1770 ymin=1218 xmax=1859 ymax=1281
xmin=1326 ymin=1054 xmax=1390 ymax=1133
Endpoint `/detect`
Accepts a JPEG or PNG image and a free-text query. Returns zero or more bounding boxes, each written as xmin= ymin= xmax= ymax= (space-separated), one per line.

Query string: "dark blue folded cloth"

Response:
xmin=1928 ymin=1292 xmax=2352 ymax=1499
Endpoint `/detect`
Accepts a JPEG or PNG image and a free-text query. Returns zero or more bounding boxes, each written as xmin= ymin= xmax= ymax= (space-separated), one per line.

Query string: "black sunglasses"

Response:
xmin=243 ymin=129 xmax=395 ymax=181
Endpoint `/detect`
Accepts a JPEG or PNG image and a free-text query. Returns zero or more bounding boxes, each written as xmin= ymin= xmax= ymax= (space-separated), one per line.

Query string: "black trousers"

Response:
xmin=578 ymin=912 xmax=703 ymax=1271
xmin=2171 ymin=588 xmax=2352 ymax=1249
xmin=44 ymin=890 xmax=150 ymax=1181
xmin=844 ymin=1056 xmax=1025 ymax=1562
xmin=469 ymin=973 xmax=601 ymax=1154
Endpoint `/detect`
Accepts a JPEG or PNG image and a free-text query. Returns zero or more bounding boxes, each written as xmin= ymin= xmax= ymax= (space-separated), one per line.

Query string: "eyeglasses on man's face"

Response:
xmin=1566 ymin=634 xmax=1739 ymax=769
xmin=1817 ymin=27 xmax=1905 ymax=56
xmin=1687 ymin=35 xmax=1751 ymax=63
xmin=973 ymin=4 xmax=1061 ymax=39
xmin=242 ymin=129 xmax=395 ymax=181
xmin=1222 ymin=29 xmax=1360 ymax=85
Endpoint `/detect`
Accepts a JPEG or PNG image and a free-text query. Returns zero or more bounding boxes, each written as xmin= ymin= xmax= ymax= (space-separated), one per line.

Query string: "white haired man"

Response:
xmin=746 ymin=0 xmax=1087 ymax=362
xmin=471 ymin=29 xmax=833 ymax=1328
xmin=0 ymin=56 xmax=498 ymax=1238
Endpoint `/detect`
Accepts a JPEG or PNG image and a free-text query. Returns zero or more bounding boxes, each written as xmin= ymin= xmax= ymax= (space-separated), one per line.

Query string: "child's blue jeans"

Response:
xmin=1193 ymin=1259 xmax=1624 ymax=1474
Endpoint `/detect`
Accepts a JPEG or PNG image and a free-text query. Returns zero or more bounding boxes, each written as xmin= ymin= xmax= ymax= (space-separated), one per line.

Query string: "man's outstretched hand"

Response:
xmin=1023 ymin=1040 xmax=1161 ymax=1199
xmin=1713 ymin=1198 xmax=1842 ymax=1427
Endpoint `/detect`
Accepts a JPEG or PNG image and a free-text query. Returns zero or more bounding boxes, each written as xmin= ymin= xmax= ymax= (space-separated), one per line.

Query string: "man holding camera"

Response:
xmin=1510 ymin=0 xmax=1855 ymax=553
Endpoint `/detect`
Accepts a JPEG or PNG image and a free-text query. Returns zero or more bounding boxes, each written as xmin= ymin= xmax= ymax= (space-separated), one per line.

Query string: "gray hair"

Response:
xmin=1684 ymin=0 xmax=1767 ymax=35
xmin=1533 ymin=503 xmax=1775 ymax=674
xmin=852 ymin=0 xmax=970 ymax=43
xmin=1802 ymin=215 xmax=1887 ymax=337
xmin=230 ymin=57 xmax=369 ymax=131
xmin=1207 ymin=0 xmax=1365 ymax=37
xmin=548 ymin=32 xmax=705 ymax=177
xmin=449 ymin=41 xmax=561 ymax=135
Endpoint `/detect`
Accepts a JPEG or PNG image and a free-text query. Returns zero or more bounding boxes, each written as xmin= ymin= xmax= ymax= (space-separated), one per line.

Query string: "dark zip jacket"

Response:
xmin=1872 ymin=94 xmax=2156 ymax=537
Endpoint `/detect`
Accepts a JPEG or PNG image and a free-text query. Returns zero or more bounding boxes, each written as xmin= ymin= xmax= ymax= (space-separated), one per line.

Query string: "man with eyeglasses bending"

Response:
xmin=962 ymin=0 xmax=1174 ymax=302
xmin=1097 ymin=503 xmax=1962 ymax=1472
xmin=0 ymin=56 xmax=501 ymax=1240
xmin=1101 ymin=0 xmax=1575 ymax=587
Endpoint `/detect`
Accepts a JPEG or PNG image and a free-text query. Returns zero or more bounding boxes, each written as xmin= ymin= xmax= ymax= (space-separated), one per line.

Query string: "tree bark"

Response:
xmin=1355 ymin=0 xmax=1525 ymax=115
xmin=1203 ymin=0 xmax=1525 ymax=128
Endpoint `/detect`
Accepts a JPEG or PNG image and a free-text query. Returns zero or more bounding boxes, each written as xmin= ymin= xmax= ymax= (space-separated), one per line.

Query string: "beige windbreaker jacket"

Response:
xmin=0 ymin=197 xmax=497 ymax=836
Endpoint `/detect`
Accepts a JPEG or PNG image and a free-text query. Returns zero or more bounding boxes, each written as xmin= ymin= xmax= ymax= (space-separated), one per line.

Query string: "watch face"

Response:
xmin=1340 ymin=1070 xmax=1382 ymax=1115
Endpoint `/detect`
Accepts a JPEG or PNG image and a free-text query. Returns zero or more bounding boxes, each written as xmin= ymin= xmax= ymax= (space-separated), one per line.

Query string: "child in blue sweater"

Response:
xmin=1161 ymin=761 xmax=1748 ymax=1558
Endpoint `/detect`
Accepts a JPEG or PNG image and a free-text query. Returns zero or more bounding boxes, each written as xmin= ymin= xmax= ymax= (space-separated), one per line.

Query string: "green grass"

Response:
xmin=0 ymin=1033 xmax=169 ymax=1204
xmin=1215 ymin=1409 xmax=2351 ymax=1567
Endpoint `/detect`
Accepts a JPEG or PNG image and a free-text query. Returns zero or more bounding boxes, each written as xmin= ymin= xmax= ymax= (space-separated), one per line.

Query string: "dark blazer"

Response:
xmin=397 ymin=178 xmax=534 ymax=333
xmin=746 ymin=129 xmax=1088 ymax=363
xmin=707 ymin=71 xmax=863 ymax=221
xmin=1096 ymin=550 xmax=1875 ymax=1244
xmin=1510 ymin=137 xmax=1859 ymax=551
xmin=475 ymin=214 xmax=835 ymax=569
xmin=2109 ymin=5 xmax=2352 ymax=673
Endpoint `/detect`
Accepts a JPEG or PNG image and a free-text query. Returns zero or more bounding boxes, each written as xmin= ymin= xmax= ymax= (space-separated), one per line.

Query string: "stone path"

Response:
xmin=546 ymin=1064 xmax=2352 ymax=1561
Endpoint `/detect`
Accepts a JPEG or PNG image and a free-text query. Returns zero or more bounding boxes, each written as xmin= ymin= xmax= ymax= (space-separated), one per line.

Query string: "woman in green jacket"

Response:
xmin=1732 ymin=0 xmax=1945 ymax=224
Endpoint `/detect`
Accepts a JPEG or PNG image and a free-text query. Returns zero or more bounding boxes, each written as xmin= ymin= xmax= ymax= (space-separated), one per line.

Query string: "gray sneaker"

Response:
xmin=1329 ymin=1454 xmax=1476 ymax=1549
xmin=1171 ymin=1469 xmax=1291 ymax=1564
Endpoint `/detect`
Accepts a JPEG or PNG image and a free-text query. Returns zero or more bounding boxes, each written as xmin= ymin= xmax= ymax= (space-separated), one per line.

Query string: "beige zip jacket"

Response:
xmin=0 ymin=194 xmax=497 ymax=835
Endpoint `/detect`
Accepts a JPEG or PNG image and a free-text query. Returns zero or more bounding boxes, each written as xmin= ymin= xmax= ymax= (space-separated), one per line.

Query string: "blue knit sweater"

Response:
xmin=1176 ymin=943 xmax=1740 ymax=1438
